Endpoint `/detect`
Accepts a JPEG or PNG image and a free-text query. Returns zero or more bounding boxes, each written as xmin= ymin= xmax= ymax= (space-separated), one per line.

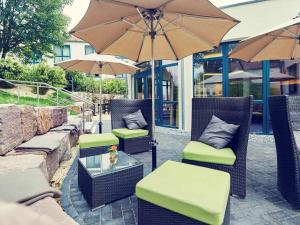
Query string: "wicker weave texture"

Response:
xmin=269 ymin=96 xmax=300 ymax=209
xmin=79 ymin=146 xmax=112 ymax=158
xmin=78 ymin=160 xmax=143 ymax=209
xmin=184 ymin=96 xmax=253 ymax=198
xmin=110 ymin=99 xmax=152 ymax=154
xmin=138 ymin=198 xmax=230 ymax=225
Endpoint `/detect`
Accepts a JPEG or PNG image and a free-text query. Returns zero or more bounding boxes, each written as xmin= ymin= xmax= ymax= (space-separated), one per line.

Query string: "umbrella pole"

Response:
xmin=99 ymin=64 xmax=103 ymax=134
xmin=150 ymin=12 xmax=157 ymax=171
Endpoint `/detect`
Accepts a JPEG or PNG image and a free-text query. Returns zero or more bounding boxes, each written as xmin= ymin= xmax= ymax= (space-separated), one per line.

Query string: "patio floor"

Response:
xmin=60 ymin=121 xmax=300 ymax=225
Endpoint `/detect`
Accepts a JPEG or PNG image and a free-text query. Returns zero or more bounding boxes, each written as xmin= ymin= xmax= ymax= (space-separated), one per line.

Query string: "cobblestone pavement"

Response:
xmin=61 ymin=122 xmax=300 ymax=225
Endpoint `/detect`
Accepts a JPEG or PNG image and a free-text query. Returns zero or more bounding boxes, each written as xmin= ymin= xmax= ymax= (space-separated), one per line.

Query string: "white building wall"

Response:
xmin=181 ymin=56 xmax=193 ymax=132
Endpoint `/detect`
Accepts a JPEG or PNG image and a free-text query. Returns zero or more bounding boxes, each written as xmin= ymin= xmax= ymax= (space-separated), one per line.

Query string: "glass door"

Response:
xmin=160 ymin=65 xmax=179 ymax=128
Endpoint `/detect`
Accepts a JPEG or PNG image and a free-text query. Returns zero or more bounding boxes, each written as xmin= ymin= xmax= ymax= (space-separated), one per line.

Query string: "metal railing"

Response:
xmin=0 ymin=78 xmax=97 ymax=131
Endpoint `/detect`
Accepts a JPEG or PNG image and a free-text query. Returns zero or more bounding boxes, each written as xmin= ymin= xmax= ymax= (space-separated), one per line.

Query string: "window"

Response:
xmin=269 ymin=60 xmax=300 ymax=96
xmin=85 ymin=45 xmax=95 ymax=55
xmin=229 ymin=59 xmax=263 ymax=100
xmin=194 ymin=59 xmax=223 ymax=97
xmin=161 ymin=65 xmax=179 ymax=128
xmin=54 ymin=45 xmax=71 ymax=63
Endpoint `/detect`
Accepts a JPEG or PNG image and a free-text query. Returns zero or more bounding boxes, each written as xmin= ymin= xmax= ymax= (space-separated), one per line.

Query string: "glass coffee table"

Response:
xmin=78 ymin=151 xmax=143 ymax=209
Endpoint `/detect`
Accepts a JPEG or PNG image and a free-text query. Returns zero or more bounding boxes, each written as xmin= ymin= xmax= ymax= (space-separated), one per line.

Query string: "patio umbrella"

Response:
xmin=56 ymin=53 xmax=138 ymax=133
xmin=229 ymin=17 xmax=300 ymax=62
xmin=71 ymin=0 xmax=239 ymax=170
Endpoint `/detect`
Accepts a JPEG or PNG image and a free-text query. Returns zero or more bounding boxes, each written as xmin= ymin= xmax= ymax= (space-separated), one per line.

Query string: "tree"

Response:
xmin=0 ymin=0 xmax=72 ymax=62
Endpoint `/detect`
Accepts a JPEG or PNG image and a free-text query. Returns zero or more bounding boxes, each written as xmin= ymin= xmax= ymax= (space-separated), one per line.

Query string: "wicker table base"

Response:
xmin=78 ymin=152 xmax=143 ymax=209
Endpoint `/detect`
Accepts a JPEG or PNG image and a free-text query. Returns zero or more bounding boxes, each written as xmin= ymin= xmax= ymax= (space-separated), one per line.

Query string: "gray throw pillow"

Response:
xmin=123 ymin=110 xmax=148 ymax=130
xmin=198 ymin=115 xmax=239 ymax=149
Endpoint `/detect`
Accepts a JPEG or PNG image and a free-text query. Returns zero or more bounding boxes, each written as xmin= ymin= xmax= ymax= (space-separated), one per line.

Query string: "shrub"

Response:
xmin=28 ymin=63 xmax=67 ymax=94
xmin=103 ymin=78 xmax=126 ymax=95
xmin=0 ymin=58 xmax=29 ymax=83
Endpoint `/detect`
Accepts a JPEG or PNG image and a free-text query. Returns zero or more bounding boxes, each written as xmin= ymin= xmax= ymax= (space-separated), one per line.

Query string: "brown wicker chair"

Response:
xmin=182 ymin=96 xmax=253 ymax=198
xmin=269 ymin=95 xmax=300 ymax=209
xmin=110 ymin=99 xmax=152 ymax=154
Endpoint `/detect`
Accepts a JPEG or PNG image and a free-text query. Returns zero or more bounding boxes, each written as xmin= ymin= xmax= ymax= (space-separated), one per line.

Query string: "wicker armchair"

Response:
xmin=182 ymin=96 xmax=253 ymax=198
xmin=269 ymin=95 xmax=300 ymax=209
xmin=110 ymin=99 xmax=152 ymax=154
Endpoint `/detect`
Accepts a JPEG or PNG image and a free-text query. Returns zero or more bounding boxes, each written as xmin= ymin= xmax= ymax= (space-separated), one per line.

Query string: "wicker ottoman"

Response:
xmin=136 ymin=161 xmax=231 ymax=225
xmin=79 ymin=133 xmax=119 ymax=158
xmin=112 ymin=128 xmax=151 ymax=154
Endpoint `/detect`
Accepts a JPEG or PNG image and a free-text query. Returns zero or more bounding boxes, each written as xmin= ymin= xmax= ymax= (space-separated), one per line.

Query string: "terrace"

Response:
xmin=1 ymin=0 xmax=300 ymax=225
xmin=60 ymin=121 xmax=299 ymax=225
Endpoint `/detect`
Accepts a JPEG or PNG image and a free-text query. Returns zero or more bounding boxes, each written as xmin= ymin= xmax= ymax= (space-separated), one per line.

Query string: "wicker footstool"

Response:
xmin=79 ymin=133 xmax=119 ymax=158
xmin=78 ymin=151 xmax=143 ymax=209
xmin=112 ymin=128 xmax=151 ymax=154
xmin=136 ymin=161 xmax=231 ymax=225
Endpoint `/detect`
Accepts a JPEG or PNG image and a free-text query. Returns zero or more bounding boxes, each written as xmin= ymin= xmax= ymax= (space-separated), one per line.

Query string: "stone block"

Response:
xmin=0 ymin=104 xmax=23 ymax=155
xmin=18 ymin=105 xmax=38 ymax=142
xmin=35 ymin=107 xmax=52 ymax=135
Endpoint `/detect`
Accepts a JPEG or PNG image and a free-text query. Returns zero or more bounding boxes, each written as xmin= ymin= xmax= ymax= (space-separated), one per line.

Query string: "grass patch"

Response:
xmin=0 ymin=90 xmax=75 ymax=107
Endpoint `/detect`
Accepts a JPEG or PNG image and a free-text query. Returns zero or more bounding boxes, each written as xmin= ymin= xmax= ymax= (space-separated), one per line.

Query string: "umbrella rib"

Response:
xmin=108 ymin=63 xmax=118 ymax=75
xmin=291 ymin=25 xmax=300 ymax=59
xmin=97 ymin=18 xmax=144 ymax=55
xmin=156 ymin=16 xmax=180 ymax=34
xmin=159 ymin=22 xmax=179 ymax=60
xmin=136 ymin=7 xmax=150 ymax=32
xmin=171 ymin=12 xmax=238 ymax=22
xmin=122 ymin=18 xmax=147 ymax=32
xmin=283 ymin=28 xmax=298 ymax=38
xmin=99 ymin=0 xmax=146 ymax=10
xmin=137 ymin=35 xmax=146 ymax=62
xmin=71 ymin=18 xmax=124 ymax=33
xmin=249 ymin=31 xmax=284 ymax=62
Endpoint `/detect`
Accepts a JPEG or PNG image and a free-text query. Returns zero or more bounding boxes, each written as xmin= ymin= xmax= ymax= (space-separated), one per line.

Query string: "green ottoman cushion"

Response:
xmin=79 ymin=133 xmax=119 ymax=149
xmin=112 ymin=128 xmax=149 ymax=139
xmin=183 ymin=141 xmax=236 ymax=166
xmin=136 ymin=160 xmax=230 ymax=225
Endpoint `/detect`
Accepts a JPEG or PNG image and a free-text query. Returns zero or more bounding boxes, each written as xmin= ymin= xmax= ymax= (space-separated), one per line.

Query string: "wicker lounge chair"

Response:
xmin=110 ymin=99 xmax=152 ymax=154
xmin=182 ymin=97 xmax=253 ymax=198
xmin=269 ymin=95 xmax=300 ymax=209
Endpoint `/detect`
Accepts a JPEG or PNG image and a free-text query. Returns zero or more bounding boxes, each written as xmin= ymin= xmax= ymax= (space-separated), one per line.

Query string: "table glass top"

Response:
xmin=79 ymin=151 xmax=141 ymax=177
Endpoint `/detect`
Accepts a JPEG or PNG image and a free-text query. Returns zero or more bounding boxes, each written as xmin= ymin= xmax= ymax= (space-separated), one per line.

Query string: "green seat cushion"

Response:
xmin=136 ymin=161 xmax=230 ymax=225
xmin=183 ymin=141 xmax=236 ymax=166
xmin=112 ymin=128 xmax=149 ymax=139
xmin=79 ymin=133 xmax=119 ymax=149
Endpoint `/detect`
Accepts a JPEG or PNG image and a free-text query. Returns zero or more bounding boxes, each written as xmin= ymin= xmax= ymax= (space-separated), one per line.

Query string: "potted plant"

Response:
xmin=108 ymin=145 xmax=118 ymax=165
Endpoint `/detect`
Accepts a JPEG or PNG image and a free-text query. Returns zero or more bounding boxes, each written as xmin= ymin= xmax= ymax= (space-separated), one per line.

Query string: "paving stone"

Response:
xmin=122 ymin=210 xmax=135 ymax=225
xmin=60 ymin=121 xmax=300 ymax=225
xmin=101 ymin=218 xmax=124 ymax=225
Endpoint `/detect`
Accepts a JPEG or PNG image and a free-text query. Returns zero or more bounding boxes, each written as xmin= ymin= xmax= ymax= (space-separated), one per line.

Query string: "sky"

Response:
xmin=63 ymin=0 xmax=248 ymax=30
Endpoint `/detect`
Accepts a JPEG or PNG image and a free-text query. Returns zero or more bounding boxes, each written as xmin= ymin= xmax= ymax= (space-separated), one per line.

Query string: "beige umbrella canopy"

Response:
xmin=71 ymin=0 xmax=239 ymax=62
xmin=56 ymin=54 xmax=138 ymax=133
xmin=71 ymin=0 xmax=239 ymax=170
xmin=57 ymin=54 xmax=138 ymax=75
xmin=229 ymin=17 xmax=300 ymax=62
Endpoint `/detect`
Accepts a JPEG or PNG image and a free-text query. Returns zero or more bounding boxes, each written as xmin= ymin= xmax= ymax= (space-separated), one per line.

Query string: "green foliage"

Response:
xmin=26 ymin=63 xmax=66 ymax=95
xmin=0 ymin=57 xmax=127 ymax=96
xmin=28 ymin=63 xmax=67 ymax=87
xmin=65 ymin=71 xmax=97 ymax=93
xmin=0 ymin=0 xmax=72 ymax=62
xmin=65 ymin=71 xmax=127 ymax=95
xmin=0 ymin=57 xmax=29 ymax=81
xmin=103 ymin=79 xmax=127 ymax=95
